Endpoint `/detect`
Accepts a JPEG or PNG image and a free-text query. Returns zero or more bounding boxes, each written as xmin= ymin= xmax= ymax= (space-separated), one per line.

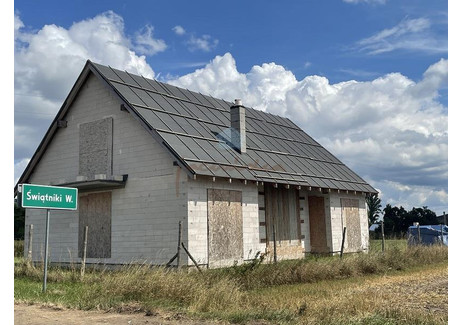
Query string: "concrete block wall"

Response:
xmin=187 ymin=177 xmax=264 ymax=267
xmin=328 ymin=192 xmax=369 ymax=253
xmin=25 ymin=72 xmax=188 ymax=265
xmin=299 ymin=189 xmax=310 ymax=252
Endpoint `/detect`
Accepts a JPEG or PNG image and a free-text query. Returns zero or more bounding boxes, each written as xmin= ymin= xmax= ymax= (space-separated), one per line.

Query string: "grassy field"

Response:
xmin=369 ymin=239 xmax=408 ymax=252
xmin=14 ymin=240 xmax=448 ymax=324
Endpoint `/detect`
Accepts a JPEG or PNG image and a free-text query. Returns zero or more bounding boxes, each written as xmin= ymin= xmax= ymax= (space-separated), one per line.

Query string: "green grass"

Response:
xmin=369 ymin=239 xmax=408 ymax=253
xmin=15 ymin=241 xmax=448 ymax=324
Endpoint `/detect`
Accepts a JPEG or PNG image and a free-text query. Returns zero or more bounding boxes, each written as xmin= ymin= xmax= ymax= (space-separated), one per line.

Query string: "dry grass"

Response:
xmin=15 ymin=243 xmax=448 ymax=324
xmin=247 ymin=263 xmax=447 ymax=324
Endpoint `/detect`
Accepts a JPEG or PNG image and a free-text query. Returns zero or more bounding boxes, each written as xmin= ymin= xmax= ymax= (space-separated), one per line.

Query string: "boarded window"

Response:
xmin=264 ymin=186 xmax=303 ymax=259
xmin=341 ymin=198 xmax=361 ymax=252
xmin=79 ymin=117 xmax=113 ymax=178
xmin=78 ymin=192 xmax=112 ymax=258
xmin=265 ymin=186 xmax=301 ymax=245
xmin=207 ymin=189 xmax=243 ymax=263
xmin=308 ymin=196 xmax=329 ymax=253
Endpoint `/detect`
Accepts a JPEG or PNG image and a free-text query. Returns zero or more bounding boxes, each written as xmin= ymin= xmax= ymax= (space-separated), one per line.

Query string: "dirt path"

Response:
xmin=14 ymin=303 xmax=220 ymax=325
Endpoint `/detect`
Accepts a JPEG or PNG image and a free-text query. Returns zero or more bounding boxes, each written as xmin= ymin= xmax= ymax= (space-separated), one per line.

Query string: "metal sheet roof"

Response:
xmin=90 ymin=62 xmax=377 ymax=193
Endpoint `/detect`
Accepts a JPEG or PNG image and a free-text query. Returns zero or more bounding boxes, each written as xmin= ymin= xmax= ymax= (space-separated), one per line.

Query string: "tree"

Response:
xmin=382 ymin=204 xmax=407 ymax=237
xmin=14 ymin=201 xmax=25 ymax=240
xmin=366 ymin=193 xmax=382 ymax=226
xmin=379 ymin=204 xmax=439 ymax=238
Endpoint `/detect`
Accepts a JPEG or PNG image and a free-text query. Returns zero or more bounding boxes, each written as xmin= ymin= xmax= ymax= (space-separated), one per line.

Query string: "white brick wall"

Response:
xmin=25 ymin=73 xmax=189 ymax=265
xmin=186 ymin=177 xmax=265 ymax=267
xmin=299 ymin=189 xmax=310 ymax=251
xmin=328 ymin=192 xmax=369 ymax=253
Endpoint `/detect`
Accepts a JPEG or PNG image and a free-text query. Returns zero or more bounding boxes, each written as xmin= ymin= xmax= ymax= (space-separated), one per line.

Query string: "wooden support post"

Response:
xmin=272 ymin=219 xmax=277 ymax=264
xmin=27 ymin=224 xmax=33 ymax=263
xmin=181 ymin=243 xmax=202 ymax=273
xmin=381 ymin=220 xmax=385 ymax=252
xmin=340 ymin=227 xmax=347 ymax=258
xmin=166 ymin=253 xmax=178 ymax=267
xmin=440 ymin=225 xmax=444 ymax=245
xmin=81 ymin=226 xmax=88 ymax=278
xmin=177 ymin=221 xmax=182 ymax=269
xmin=417 ymin=223 xmax=421 ymax=244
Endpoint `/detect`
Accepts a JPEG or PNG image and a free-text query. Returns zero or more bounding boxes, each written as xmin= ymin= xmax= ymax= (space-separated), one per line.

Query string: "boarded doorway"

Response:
xmin=308 ymin=196 xmax=329 ymax=253
xmin=264 ymin=185 xmax=303 ymax=259
xmin=78 ymin=191 xmax=112 ymax=258
xmin=341 ymin=198 xmax=361 ymax=252
xmin=207 ymin=189 xmax=243 ymax=265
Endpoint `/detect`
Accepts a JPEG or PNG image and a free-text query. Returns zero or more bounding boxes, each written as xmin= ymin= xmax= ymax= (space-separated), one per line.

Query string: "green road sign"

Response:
xmin=21 ymin=184 xmax=78 ymax=210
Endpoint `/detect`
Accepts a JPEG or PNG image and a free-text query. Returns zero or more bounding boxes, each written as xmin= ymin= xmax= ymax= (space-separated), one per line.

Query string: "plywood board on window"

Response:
xmin=207 ymin=189 xmax=243 ymax=264
xmin=264 ymin=185 xmax=302 ymax=259
xmin=308 ymin=196 xmax=329 ymax=253
xmin=79 ymin=117 xmax=113 ymax=178
xmin=78 ymin=191 xmax=112 ymax=258
xmin=341 ymin=198 xmax=361 ymax=252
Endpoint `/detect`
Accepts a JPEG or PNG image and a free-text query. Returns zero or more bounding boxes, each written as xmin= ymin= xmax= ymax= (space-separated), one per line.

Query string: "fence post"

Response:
xmin=340 ymin=227 xmax=347 ymax=258
xmin=272 ymin=220 xmax=277 ymax=264
xmin=81 ymin=226 xmax=88 ymax=278
xmin=440 ymin=224 xmax=444 ymax=246
xmin=381 ymin=220 xmax=385 ymax=252
xmin=417 ymin=223 xmax=421 ymax=244
xmin=27 ymin=224 xmax=33 ymax=263
xmin=177 ymin=221 xmax=182 ymax=269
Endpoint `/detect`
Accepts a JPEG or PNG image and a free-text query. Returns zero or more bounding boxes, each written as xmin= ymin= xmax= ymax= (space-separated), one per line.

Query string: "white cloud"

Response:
xmin=172 ymin=25 xmax=186 ymax=36
xmin=171 ymin=25 xmax=218 ymax=52
xmin=374 ymin=180 xmax=448 ymax=214
xmin=170 ymin=53 xmax=448 ymax=214
xmin=133 ymin=24 xmax=167 ymax=55
xmin=14 ymin=158 xmax=30 ymax=186
xmin=170 ymin=53 xmax=248 ymax=99
xmin=356 ymin=18 xmax=447 ymax=55
xmin=187 ymin=34 xmax=219 ymax=52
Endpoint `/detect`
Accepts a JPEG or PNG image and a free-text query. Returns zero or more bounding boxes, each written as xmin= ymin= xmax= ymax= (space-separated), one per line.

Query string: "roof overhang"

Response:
xmin=58 ymin=175 xmax=128 ymax=192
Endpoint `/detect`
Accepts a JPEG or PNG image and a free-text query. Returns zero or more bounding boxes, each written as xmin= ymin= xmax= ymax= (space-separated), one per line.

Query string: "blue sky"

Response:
xmin=13 ymin=0 xmax=449 ymax=216
xmin=16 ymin=0 xmax=447 ymax=87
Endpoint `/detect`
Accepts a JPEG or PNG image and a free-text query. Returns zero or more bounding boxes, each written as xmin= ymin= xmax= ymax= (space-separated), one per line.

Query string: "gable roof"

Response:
xmin=15 ymin=60 xmax=377 ymax=195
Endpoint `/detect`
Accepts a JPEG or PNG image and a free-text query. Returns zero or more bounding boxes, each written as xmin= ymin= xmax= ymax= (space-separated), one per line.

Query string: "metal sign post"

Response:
xmin=19 ymin=184 xmax=78 ymax=293
xmin=43 ymin=209 xmax=50 ymax=293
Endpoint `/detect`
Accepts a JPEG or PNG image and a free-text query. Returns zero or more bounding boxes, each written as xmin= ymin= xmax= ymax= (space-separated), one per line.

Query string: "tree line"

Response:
xmin=366 ymin=193 xmax=442 ymax=238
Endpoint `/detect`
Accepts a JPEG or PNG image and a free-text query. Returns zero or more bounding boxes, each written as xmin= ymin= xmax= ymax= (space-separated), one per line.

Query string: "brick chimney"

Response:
xmin=230 ymin=99 xmax=246 ymax=153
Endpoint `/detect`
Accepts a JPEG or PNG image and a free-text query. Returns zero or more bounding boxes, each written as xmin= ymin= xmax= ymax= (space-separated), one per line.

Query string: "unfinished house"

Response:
xmin=15 ymin=60 xmax=377 ymax=268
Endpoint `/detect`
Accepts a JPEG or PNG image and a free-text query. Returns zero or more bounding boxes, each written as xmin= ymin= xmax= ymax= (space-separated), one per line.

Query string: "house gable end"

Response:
xmin=16 ymin=65 xmax=179 ymax=192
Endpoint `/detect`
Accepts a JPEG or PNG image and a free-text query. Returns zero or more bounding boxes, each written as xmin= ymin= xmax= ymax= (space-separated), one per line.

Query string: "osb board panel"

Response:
xmin=264 ymin=186 xmax=301 ymax=248
xmin=207 ymin=189 xmax=243 ymax=263
xmin=308 ymin=196 xmax=329 ymax=253
xmin=79 ymin=117 xmax=113 ymax=178
xmin=341 ymin=198 xmax=361 ymax=252
xmin=78 ymin=192 xmax=112 ymax=258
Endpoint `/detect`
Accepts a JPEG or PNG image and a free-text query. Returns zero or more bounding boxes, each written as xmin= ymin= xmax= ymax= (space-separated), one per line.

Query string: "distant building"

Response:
xmin=15 ymin=60 xmax=377 ymax=268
